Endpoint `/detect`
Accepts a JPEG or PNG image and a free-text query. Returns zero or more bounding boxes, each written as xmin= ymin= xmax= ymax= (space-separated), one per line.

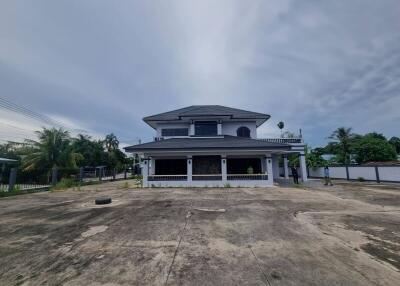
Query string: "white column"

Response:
xmin=265 ymin=155 xmax=273 ymax=186
xmin=150 ymin=158 xmax=155 ymax=175
xmin=221 ymin=156 xmax=227 ymax=182
xmin=283 ymin=155 xmax=289 ymax=179
xmin=217 ymin=121 xmax=222 ymax=135
xmin=299 ymin=152 xmax=308 ymax=182
xmin=187 ymin=156 xmax=192 ymax=183
xmin=189 ymin=121 xmax=195 ymax=136
xmin=141 ymin=158 xmax=149 ymax=187
xmin=272 ymin=154 xmax=280 ymax=179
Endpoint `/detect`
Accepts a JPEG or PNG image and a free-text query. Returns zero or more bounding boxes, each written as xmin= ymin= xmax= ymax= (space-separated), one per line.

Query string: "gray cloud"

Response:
xmin=0 ymin=0 xmax=399 ymax=146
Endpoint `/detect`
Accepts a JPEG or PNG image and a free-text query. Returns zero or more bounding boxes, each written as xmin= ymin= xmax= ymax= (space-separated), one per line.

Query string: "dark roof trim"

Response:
xmin=124 ymin=136 xmax=291 ymax=153
xmin=143 ymin=105 xmax=270 ymax=128
xmin=125 ymin=146 xmax=291 ymax=152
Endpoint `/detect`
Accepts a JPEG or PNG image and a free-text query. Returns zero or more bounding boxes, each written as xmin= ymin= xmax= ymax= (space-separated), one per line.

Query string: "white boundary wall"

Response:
xmin=308 ymin=166 xmax=400 ymax=183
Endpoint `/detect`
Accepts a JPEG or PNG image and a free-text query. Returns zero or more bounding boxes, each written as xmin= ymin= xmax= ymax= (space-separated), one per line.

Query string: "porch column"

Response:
xmin=221 ymin=156 xmax=227 ymax=182
xmin=217 ymin=120 xmax=222 ymax=135
xmin=265 ymin=155 xmax=273 ymax=186
xmin=299 ymin=152 xmax=308 ymax=182
xmin=189 ymin=120 xmax=195 ymax=136
xmin=187 ymin=156 xmax=192 ymax=183
xmin=283 ymin=155 xmax=289 ymax=179
xmin=272 ymin=154 xmax=280 ymax=179
xmin=149 ymin=158 xmax=155 ymax=175
xmin=141 ymin=158 xmax=149 ymax=187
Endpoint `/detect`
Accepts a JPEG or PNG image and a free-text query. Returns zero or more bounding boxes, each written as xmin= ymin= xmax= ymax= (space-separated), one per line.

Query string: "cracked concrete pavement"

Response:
xmin=0 ymin=180 xmax=399 ymax=285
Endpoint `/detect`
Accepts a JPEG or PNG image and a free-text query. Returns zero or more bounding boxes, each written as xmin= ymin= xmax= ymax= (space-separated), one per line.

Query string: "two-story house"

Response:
xmin=124 ymin=105 xmax=307 ymax=187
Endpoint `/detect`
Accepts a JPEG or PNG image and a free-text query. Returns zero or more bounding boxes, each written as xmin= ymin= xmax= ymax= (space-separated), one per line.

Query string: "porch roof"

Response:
xmin=124 ymin=135 xmax=291 ymax=153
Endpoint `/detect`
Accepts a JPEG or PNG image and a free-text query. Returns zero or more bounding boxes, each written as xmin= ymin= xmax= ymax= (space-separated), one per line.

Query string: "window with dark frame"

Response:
xmin=194 ymin=121 xmax=218 ymax=136
xmin=161 ymin=128 xmax=189 ymax=137
xmin=237 ymin=126 xmax=251 ymax=138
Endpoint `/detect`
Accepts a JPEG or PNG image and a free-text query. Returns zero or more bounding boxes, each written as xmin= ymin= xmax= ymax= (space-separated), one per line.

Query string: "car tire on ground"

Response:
xmin=95 ymin=197 xmax=112 ymax=205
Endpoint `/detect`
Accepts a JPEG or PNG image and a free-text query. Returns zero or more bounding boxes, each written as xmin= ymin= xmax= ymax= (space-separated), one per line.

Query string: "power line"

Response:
xmin=0 ymin=97 xmax=91 ymax=135
xmin=0 ymin=97 xmax=65 ymax=128
xmin=0 ymin=122 xmax=36 ymax=134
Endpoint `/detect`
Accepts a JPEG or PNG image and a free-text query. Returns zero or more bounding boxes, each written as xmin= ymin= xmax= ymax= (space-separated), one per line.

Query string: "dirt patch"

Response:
xmin=81 ymin=225 xmax=109 ymax=238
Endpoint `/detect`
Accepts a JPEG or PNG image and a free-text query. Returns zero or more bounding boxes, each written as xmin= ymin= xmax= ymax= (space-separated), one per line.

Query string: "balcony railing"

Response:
xmin=148 ymin=175 xmax=187 ymax=181
xmin=227 ymin=174 xmax=268 ymax=180
xmin=147 ymin=174 xmax=269 ymax=181
xmin=258 ymin=138 xmax=302 ymax=144
xmin=192 ymin=174 xmax=222 ymax=181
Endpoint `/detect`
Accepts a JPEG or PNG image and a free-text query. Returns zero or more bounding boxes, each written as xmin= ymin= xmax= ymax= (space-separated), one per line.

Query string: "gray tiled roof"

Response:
xmin=143 ymin=105 xmax=270 ymax=123
xmin=124 ymin=135 xmax=290 ymax=152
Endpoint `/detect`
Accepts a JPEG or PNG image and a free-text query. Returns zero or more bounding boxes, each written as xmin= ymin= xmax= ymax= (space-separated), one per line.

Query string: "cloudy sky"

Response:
xmin=1 ymin=0 xmax=399 ymax=147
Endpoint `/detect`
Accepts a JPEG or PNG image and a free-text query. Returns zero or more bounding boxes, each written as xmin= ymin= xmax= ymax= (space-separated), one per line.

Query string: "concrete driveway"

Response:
xmin=0 ymin=180 xmax=399 ymax=285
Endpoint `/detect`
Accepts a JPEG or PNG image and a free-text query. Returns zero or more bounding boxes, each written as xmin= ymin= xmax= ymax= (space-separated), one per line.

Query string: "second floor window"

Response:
xmin=237 ymin=126 xmax=251 ymax=138
xmin=161 ymin=128 xmax=188 ymax=137
xmin=195 ymin=121 xmax=218 ymax=136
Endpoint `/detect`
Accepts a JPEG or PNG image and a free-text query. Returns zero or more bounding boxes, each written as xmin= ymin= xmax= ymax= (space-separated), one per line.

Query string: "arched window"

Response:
xmin=237 ymin=126 xmax=251 ymax=138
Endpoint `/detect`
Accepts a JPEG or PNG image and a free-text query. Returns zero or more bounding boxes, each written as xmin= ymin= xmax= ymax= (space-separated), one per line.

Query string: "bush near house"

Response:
xmin=353 ymin=136 xmax=397 ymax=164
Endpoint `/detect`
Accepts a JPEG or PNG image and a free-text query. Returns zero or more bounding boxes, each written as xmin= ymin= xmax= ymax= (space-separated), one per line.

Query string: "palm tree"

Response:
xmin=104 ymin=133 xmax=119 ymax=152
xmin=277 ymin=121 xmax=284 ymax=137
xmin=328 ymin=127 xmax=355 ymax=164
xmin=22 ymin=128 xmax=82 ymax=171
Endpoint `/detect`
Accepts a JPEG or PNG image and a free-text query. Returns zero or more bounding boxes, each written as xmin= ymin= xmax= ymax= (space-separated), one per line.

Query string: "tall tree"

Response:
xmin=277 ymin=121 xmax=284 ymax=137
xmin=72 ymin=134 xmax=108 ymax=167
xmin=328 ymin=127 xmax=355 ymax=164
xmin=104 ymin=133 xmax=119 ymax=152
xmin=354 ymin=136 xmax=397 ymax=164
xmin=389 ymin=136 xmax=400 ymax=154
xmin=22 ymin=128 xmax=82 ymax=171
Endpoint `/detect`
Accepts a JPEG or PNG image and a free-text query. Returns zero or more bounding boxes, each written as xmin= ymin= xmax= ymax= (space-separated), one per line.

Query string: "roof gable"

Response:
xmin=143 ymin=105 xmax=270 ymax=128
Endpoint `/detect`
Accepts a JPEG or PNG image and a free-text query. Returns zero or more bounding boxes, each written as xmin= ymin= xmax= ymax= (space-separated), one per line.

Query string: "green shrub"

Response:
xmin=12 ymin=185 xmax=22 ymax=192
xmin=118 ymin=182 xmax=130 ymax=189
xmin=52 ymin=178 xmax=79 ymax=190
xmin=224 ymin=183 xmax=231 ymax=188
xmin=357 ymin=177 xmax=365 ymax=182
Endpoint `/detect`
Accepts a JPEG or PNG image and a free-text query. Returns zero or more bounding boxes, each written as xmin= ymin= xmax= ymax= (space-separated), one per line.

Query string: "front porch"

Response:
xmin=141 ymin=153 xmax=307 ymax=187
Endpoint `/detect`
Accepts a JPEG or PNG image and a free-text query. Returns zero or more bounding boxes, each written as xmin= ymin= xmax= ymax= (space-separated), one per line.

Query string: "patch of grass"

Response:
xmin=51 ymin=178 xmax=80 ymax=191
xmin=118 ymin=181 xmax=130 ymax=189
xmin=223 ymin=183 xmax=231 ymax=188
xmin=0 ymin=187 xmax=49 ymax=198
xmin=12 ymin=185 xmax=22 ymax=192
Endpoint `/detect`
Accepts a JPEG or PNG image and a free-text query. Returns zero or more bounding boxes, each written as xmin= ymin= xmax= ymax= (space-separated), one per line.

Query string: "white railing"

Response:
xmin=148 ymin=175 xmax=187 ymax=181
xmin=192 ymin=174 xmax=222 ymax=181
xmin=258 ymin=138 xmax=303 ymax=144
xmin=227 ymin=174 xmax=268 ymax=180
xmin=146 ymin=174 xmax=270 ymax=181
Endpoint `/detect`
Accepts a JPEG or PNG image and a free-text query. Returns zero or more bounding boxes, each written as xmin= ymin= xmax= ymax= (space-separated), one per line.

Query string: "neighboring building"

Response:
xmin=124 ymin=105 xmax=307 ymax=187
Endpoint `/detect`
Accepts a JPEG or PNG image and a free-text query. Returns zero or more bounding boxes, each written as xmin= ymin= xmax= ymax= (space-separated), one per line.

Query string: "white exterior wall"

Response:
xmin=156 ymin=121 xmax=257 ymax=138
xmin=156 ymin=123 xmax=190 ymax=137
xmin=378 ymin=167 xmax=400 ymax=182
xmin=348 ymin=166 xmax=376 ymax=180
xmin=308 ymin=167 xmax=347 ymax=179
xmin=309 ymin=166 xmax=400 ymax=182
xmin=328 ymin=167 xmax=348 ymax=179
xmin=221 ymin=122 xmax=257 ymax=138
xmin=308 ymin=168 xmax=325 ymax=177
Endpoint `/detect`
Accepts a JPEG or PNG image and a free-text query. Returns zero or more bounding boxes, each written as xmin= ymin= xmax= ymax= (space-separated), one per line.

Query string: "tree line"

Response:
xmin=305 ymin=127 xmax=399 ymax=167
xmin=0 ymin=128 xmax=135 ymax=174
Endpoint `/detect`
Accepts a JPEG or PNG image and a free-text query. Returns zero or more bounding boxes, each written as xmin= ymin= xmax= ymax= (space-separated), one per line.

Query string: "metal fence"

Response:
xmin=1 ymin=166 xmax=136 ymax=193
